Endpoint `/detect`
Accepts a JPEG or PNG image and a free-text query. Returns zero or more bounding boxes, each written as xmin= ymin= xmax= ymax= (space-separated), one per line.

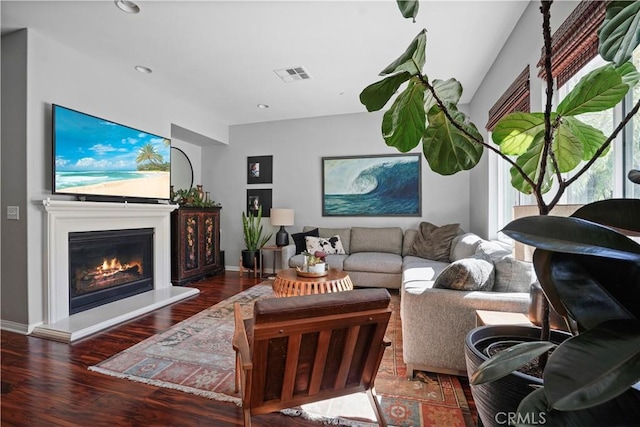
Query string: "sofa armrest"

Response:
xmin=280 ymin=244 xmax=296 ymax=270
xmin=401 ymin=284 xmax=530 ymax=375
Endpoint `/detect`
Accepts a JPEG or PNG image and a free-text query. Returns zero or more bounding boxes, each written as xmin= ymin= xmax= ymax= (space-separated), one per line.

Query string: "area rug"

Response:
xmin=89 ymin=283 xmax=474 ymax=426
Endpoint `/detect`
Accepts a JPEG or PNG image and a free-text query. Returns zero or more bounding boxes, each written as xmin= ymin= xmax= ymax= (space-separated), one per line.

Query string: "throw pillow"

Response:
xmin=492 ymin=256 xmax=536 ymax=293
xmin=408 ymin=221 xmax=461 ymax=262
xmin=433 ymin=255 xmax=495 ymax=291
xmin=305 ymin=235 xmax=346 ymax=255
xmin=292 ymin=228 xmax=319 ymax=255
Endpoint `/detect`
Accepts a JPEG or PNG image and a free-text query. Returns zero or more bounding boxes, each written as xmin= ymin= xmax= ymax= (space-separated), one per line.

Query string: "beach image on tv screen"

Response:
xmin=54 ymin=106 xmax=171 ymax=199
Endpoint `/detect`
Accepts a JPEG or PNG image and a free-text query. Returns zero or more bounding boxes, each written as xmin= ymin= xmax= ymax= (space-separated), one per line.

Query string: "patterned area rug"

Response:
xmin=89 ymin=284 xmax=474 ymax=426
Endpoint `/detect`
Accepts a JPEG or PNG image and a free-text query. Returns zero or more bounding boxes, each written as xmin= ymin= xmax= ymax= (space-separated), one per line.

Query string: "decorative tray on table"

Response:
xmin=295 ymin=267 xmax=328 ymax=278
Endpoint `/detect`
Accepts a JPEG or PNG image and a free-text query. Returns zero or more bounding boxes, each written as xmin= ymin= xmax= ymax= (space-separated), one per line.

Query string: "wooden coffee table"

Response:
xmin=272 ymin=268 xmax=354 ymax=297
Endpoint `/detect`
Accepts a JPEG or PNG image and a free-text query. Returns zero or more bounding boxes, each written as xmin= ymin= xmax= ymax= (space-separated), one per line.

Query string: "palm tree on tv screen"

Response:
xmin=136 ymin=143 xmax=164 ymax=171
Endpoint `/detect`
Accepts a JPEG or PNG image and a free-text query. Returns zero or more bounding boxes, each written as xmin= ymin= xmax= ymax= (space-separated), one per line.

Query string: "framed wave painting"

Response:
xmin=322 ymin=154 xmax=421 ymax=216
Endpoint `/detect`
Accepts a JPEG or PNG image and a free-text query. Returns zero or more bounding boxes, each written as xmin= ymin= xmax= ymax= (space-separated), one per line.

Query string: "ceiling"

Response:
xmin=1 ymin=1 xmax=530 ymax=126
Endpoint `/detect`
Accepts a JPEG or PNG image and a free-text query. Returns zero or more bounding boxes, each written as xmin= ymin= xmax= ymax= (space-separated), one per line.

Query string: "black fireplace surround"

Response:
xmin=68 ymin=228 xmax=154 ymax=314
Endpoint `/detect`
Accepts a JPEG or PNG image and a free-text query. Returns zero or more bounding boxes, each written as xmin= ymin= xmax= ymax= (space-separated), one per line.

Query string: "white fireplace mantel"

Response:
xmin=32 ymin=199 xmax=199 ymax=342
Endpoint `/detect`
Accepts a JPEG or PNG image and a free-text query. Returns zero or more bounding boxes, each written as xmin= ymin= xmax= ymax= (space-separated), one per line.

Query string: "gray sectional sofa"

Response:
xmin=280 ymin=225 xmax=534 ymax=376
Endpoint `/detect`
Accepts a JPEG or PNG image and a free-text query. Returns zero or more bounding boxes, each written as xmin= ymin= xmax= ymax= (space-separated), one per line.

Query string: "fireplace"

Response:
xmin=69 ymin=228 xmax=154 ymax=314
xmin=33 ymin=200 xmax=199 ymax=343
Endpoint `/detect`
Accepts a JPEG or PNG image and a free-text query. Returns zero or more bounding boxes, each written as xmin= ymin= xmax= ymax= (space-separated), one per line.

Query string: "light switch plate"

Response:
xmin=7 ymin=206 xmax=19 ymax=220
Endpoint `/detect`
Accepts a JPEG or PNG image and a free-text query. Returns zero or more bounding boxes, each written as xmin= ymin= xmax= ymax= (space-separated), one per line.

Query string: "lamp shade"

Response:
xmin=270 ymin=208 xmax=294 ymax=226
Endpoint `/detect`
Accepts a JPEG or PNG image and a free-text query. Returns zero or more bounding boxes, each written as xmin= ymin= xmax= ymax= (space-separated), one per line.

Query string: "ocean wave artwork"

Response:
xmin=323 ymin=154 xmax=421 ymax=216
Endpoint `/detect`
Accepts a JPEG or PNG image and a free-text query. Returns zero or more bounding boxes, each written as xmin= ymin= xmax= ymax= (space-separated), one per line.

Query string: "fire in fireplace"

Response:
xmin=69 ymin=228 xmax=154 ymax=314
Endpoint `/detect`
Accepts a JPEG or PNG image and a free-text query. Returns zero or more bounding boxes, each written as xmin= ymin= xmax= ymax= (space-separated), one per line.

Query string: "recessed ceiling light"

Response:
xmin=134 ymin=65 xmax=152 ymax=74
xmin=115 ymin=0 xmax=140 ymax=14
xmin=257 ymin=104 xmax=270 ymax=109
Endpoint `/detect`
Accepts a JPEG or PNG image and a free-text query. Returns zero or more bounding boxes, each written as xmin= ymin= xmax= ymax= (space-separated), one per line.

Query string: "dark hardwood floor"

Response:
xmin=1 ymin=272 xmax=475 ymax=426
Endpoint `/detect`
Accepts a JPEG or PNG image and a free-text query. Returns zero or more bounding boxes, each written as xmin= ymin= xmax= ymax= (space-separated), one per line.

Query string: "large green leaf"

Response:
xmin=423 ymin=78 xmax=462 ymax=114
xmin=492 ymin=112 xmax=547 ymax=155
xmin=396 ymin=0 xmax=419 ymax=22
xmin=618 ymin=61 xmax=640 ymax=87
xmin=552 ymin=121 xmax=584 ymax=172
xmin=516 ymin=387 xmax=640 ymax=427
xmin=544 ymin=319 xmax=640 ymax=411
xmin=510 ymin=133 xmax=553 ymax=195
xmin=563 ymin=117 xmax=608 ymax=161
xmin=556 ymin=64 xmax=629 ymax=117
xmin=360 ymin=72 xmax=412 ymax=112
xmin=599 ymin=1 xmax=640 ymax=66
xmin=381 ymin=80 xmax=426 ymax=152
xmin=422 ymin=106 xmax=483 ymax=175
xmin=380 ymin=29 xmax=427 ymax=76
xmin=502 ymin=216 xmax=640 ymax=262
xmin=470 ymin=341 xmax=556 ymax=385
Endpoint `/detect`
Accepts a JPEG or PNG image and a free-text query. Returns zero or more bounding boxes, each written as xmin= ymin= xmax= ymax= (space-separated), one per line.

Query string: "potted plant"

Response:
xmin=241 ymin=205 xmax=272 ymax=269
xmin=302 ymin=251 xmax=327 ymax=273
xmin=172 ymin=187 xmax=220 ymax=208
xmin=468 ymin=198 xmax=640 ymax=426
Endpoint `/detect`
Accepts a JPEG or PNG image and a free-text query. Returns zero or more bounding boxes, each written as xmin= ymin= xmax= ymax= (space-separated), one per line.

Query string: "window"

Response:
xmin=495 ymin=1 xmax=639 ymax=234
xmin=559 ymin=55 xmax=615 ymax=205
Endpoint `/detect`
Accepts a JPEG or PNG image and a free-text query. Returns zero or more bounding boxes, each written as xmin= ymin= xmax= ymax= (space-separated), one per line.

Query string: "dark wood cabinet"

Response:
xmin=171 ymin=207 xmax=223 ymax=286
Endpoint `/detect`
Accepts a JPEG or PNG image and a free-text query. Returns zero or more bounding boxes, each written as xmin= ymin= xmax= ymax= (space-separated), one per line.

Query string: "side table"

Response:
xmin=475 ymin=310 xmax=533 ymax=327
xmin=259 ymin=245 xmax=285 ymax=279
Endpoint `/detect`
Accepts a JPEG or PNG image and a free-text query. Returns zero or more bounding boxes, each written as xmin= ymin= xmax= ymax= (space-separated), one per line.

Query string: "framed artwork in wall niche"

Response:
xmin=322 ymin=153 xmax=421 ymax=217
xmin=247 ymin=155 xmax=273 ymax=184
xmin=247 ymin=189 xmax=272 ymax=217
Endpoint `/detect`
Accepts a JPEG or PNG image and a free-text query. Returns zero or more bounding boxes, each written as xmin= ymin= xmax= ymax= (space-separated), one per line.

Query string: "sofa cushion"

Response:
xmin=304 ymin=226 xmax=351 ymax=254
xmin=343 ymin=252 xmax=403 ymax=274
xmin=402 ymin=229 xmax=418 ymax=256
xmin=475 ymin=240 xmax=511 ymax=260
xmin=492 ymin=257 xmax=535 ymax=293
xmin=305 ymin=235 xmax=346 ymax=255
xmin=408 ymin=222 xmax=461 ymax=262
xmin=450 ymin=233 xmax=484 ymax=262
xmin=291 ymin=228 xmax=319 ymax=255
xmin=402 ymin=256 xmax=450 ymax=283
xmin=350 ymin=227 xmax=403 ymax=255
xmin=475 ymin=241 xmax=534 ymax=292
xmin=433 ymin=255 xmax=495 ymax=291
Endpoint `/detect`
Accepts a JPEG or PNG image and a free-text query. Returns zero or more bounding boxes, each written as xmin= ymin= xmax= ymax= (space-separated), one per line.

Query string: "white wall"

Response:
xmin=467 ymin=1 xmax=579 ymax=238
xmin=202 ymin=112 xmax=473 ymax=270
xmin=171 ymin=139 xmax=202 ymax=187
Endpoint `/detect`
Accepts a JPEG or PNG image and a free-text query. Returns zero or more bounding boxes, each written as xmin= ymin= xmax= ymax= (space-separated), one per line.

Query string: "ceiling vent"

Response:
xmin=274 ymin=66 xmax=312 ymax=83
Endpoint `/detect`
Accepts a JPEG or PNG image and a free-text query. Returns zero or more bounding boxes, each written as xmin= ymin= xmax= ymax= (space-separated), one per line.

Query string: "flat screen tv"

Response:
xmin=52 ymin=104 xmax=171 ymax=202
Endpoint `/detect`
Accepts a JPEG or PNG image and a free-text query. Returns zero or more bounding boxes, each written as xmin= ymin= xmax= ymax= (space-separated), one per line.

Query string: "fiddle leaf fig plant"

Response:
xmin=360 ymin=0 xmax=640 ymax=215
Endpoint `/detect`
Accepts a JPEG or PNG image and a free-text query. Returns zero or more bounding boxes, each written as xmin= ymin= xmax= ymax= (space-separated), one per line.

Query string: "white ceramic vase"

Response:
xmin=308 ymin=263 xmax=326 ymax=274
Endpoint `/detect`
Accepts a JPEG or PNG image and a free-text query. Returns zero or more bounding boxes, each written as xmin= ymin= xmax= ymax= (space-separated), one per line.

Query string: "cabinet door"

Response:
xmin=201 ymin=211 xmax=219 ymax=269
xmin=181 ymin=211 xmax=201 ymax=274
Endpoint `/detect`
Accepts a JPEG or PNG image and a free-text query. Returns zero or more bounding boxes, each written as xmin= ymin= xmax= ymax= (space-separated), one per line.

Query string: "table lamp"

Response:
xmin=270 ymin=208 xmax=294 ymax=247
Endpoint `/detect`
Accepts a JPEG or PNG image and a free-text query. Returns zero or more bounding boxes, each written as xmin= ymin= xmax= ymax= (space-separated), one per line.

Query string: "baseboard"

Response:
xmin=0 ymin=319 xmax=36 ymax=335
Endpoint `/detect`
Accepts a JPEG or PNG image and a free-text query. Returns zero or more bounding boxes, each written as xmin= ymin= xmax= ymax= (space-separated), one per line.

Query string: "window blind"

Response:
xmin=486 ymin=65 xmax=530 ymax=131
xmin=537 ymin=0 xmax=608 ymax=88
